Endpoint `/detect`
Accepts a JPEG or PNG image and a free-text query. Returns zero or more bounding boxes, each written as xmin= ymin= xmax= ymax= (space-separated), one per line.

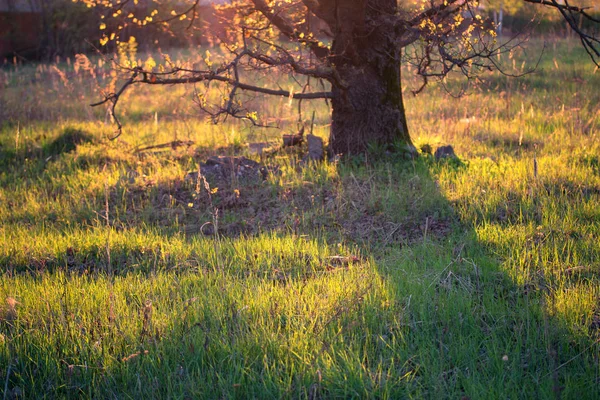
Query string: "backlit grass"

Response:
xmin=1 ymin=38 xmax=599 ymax=398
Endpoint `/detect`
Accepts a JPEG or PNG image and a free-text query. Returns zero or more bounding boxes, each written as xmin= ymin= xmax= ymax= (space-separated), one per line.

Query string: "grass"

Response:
xmin=1 ymin=38 xmax=599 ymax=398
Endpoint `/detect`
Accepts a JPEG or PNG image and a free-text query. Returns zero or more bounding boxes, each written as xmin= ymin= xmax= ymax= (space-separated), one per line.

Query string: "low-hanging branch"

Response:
xmin=138 ymin=74 xmax=333 ymax=99
xmin=91 ymin=45 xmax=334 ymax=139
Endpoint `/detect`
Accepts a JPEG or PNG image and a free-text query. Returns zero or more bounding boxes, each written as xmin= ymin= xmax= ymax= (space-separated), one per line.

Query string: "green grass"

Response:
xmin=1 ymin=38 xmax=599 ymax=398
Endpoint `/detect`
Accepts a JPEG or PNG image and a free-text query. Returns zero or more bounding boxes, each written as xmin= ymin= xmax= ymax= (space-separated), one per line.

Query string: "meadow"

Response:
xmin=0 ymin=39 xmax=599 ymax=398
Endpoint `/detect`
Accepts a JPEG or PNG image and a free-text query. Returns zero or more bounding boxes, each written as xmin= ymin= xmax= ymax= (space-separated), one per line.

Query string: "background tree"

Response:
xmin=81 ymin=0 xmax=600 ymax=156
xmin=481 ymin=0 xmax=524 ymax=35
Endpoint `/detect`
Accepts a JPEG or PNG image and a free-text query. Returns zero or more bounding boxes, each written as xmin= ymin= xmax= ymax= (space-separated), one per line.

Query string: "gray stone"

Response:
xmin=434 ymin=145 xmax=457 ymax=160
xmin=306 ymin=134 xmax=324 ymax=161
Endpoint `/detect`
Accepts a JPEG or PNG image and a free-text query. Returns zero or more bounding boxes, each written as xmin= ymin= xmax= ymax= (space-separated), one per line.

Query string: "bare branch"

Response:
xmin=301 ymin=0 xmax=336 ymax=29
xmin=249 ymin=0 xmax=330 ymax=59
xmin=138 ymin=72 xmax=333 ymax=99
xmin=91 ymin=44 xmax=333 ymax=138
xmin=90 ymin=67 xmax=141 ymax=139
xmin=524 ymin=0 xmax=600 ymax=23
xmin=524 ymin=0 xmax=600 ymax=66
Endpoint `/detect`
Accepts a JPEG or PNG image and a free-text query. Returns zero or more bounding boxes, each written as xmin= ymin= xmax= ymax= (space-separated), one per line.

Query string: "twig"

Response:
xmin=91 ymin=68 xmax=141 ymax=139
xmin=427 ymin=259 xmax=456 ymax=289
xmin=134 ymin=140 xmax=195 ymax=154
xmin=541 ymin=338 xmax=600 ymax=380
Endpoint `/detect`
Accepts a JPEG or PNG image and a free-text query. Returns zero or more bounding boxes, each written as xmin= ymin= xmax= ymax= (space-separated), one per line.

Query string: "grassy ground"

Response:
xmin=1 ymin=39 xmax=599 ymax=398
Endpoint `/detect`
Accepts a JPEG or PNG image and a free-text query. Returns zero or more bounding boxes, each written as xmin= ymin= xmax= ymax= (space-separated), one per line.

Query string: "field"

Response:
xmin=1 ymin=39 xmax=599 ymax=398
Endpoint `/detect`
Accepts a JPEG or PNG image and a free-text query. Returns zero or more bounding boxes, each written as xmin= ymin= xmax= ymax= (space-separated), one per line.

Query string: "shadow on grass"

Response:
xmin=1 ymin=154 xmax=599 ymax=398
xmin=0 ymin=127 xmax=95 ymax=167
xmin=0 ymin=127 xmax=98 ymax=192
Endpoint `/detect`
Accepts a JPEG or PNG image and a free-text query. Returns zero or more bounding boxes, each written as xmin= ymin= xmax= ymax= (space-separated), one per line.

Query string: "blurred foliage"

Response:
xmin=38 ymin=0 xmax=102 ymax=58
xmin=4 ymin=0 xmax=213 ymax=60
xmin=4 ymin=1 xmax=600 ymax=61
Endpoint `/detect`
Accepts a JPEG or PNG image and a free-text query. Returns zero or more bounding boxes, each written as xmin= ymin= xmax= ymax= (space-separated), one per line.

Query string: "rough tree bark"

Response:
xmin=329 ymin=49 xmax=412 ymax=155
xmin=327 ymin=0 xmax=413 ymax=155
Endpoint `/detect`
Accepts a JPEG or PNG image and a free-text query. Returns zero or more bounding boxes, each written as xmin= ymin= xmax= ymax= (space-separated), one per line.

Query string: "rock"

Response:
xmin=434 ymin=145 xmax=457 ymax=160
xmin=306 ymin=134 xmax=324 ymax=161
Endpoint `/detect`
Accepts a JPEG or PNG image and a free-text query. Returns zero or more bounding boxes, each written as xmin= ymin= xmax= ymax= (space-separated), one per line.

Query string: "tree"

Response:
xmin=81 ymin=0 xmax=600 ymax=156
xmin=481 ymin=0 xmax=524 ymax=35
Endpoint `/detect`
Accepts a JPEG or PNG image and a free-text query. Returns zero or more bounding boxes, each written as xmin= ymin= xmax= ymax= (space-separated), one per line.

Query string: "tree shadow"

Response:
xmin=1 ymin=154 xmax=599 ymax=398
xmin=0 ymin=127 xmax=98 ymax=190
xmin=0 ymin=127 xmax=95 ymax=166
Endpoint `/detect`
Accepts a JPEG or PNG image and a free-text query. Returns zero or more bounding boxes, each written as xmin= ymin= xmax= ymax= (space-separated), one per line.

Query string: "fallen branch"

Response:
xmin=134 ymin=140 xmax=195 ymax=154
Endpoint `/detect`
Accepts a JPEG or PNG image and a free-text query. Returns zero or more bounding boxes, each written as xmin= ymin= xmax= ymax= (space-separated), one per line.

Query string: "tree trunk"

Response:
xmin=497 ymin=6 xmax=504 ymax=36
xmin=327 ymin=0 xmax=414 ymax=156
xmin=329 ymin=56 xmax=412 ymax=155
